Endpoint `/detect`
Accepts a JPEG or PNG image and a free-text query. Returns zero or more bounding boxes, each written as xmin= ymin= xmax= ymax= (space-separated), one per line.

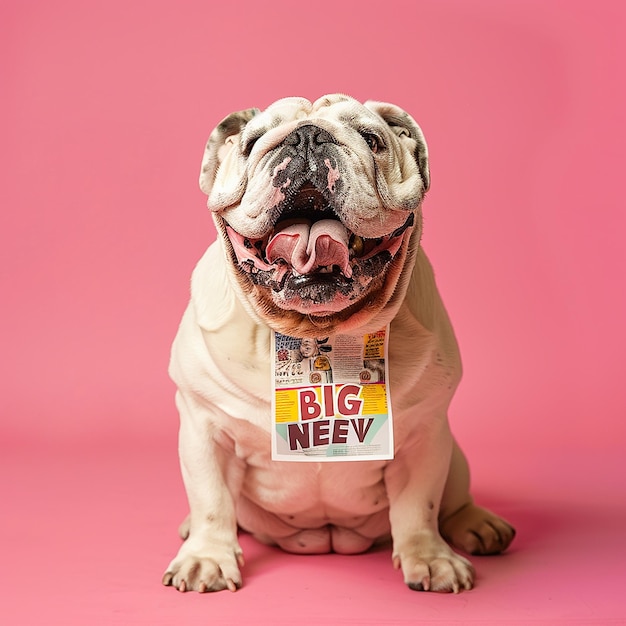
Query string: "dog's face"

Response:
xmin=200 ymin=94 xmax=430 ymax=336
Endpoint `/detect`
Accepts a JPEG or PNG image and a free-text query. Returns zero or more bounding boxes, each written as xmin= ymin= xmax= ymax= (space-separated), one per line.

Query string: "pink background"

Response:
xmin=2 ymin=0 xmax=625 ymax=623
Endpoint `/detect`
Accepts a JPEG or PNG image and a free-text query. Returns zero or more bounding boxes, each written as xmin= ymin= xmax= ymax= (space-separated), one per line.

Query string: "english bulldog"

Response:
xmin=162 ymin=94 xmax=515 ymax=594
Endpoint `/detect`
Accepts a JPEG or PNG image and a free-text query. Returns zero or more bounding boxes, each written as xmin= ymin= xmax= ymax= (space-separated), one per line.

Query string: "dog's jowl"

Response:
xmin=162 ymin=94 xmax=515 ymax=594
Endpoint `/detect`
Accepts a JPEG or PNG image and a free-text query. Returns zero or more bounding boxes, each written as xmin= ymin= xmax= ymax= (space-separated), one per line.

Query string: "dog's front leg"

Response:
xmin=162 ymin=391 xmax=244 ymax=593
xmin=385 ymin=417 xmax=474 ymax=593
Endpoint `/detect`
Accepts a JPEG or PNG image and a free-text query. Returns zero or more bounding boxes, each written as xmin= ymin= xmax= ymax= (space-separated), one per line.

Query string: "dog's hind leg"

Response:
xmin=439 ymin=439 xmax=516 ymax=555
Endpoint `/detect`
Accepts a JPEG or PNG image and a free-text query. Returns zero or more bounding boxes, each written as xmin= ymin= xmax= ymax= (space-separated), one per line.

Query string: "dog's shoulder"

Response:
xmin=395 ymin=247 xmax=461 ymax=373
xmin=387 ymin=249 xmax=462 ymax=421
xmin=190 ymin=242 xmax=237 ymax=332
xmin=404 ymin=248 xmax=455 ymax=338
xmin=170 ymin=241 xmax=271 ymax=408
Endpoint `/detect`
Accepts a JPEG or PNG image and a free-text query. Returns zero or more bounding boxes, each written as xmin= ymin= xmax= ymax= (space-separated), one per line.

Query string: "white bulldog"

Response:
xmin=162 ymin=94 xmax=515 ymax=594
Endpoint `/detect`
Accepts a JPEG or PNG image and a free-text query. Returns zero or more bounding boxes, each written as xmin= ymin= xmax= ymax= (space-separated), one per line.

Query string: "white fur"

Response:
xmin=162 ymin=96 xmax=515 ymax=594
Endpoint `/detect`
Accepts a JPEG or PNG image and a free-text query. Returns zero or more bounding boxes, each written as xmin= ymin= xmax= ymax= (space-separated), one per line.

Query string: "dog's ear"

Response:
xmin=364 ymin=101 xmax=430 ymax=192
xmin=199 ymin=108 xmax=260 ymax=195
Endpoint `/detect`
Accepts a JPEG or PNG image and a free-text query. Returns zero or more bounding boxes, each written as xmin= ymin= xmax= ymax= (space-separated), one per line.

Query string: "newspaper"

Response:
xmin=271 ymin=327 xmax=394 ymax=461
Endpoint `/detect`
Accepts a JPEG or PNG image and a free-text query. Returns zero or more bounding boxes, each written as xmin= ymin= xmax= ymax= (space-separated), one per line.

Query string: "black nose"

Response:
xmin=273 ymin=124 xmax=340 ymax=194
xmin=283 ymin=125 xmax=334 ymax=149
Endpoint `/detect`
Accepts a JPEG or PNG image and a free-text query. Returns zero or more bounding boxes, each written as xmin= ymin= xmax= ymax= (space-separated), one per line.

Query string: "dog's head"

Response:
xmin=200 ymin=94 xmax=430 ymax=336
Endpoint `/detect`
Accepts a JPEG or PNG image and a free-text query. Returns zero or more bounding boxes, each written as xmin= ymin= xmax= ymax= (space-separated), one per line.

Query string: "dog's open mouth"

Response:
xmin=224 ymin=184 xmax=414 ymax=305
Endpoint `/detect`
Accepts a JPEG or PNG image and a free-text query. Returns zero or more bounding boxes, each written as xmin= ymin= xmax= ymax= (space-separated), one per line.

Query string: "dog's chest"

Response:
xmin=199 ymin=302 xmax=456 ymax=457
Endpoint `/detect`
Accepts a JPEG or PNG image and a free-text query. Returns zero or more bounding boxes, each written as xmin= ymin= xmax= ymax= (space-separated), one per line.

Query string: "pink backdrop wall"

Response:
xmin=2 ymin=0 xmax=626 ymax=623
xmin=3 ymin=0 xmax=624 ymax=452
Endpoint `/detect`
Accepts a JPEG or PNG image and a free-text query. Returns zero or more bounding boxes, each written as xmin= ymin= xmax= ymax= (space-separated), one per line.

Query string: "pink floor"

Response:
xmin=2 ymin=437 xmax=624 ymax=625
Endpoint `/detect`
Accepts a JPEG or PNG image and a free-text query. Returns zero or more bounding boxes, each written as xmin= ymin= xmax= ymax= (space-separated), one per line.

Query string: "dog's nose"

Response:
xmin=283 ymin=125 xmax=334 ymax=149
xmin=280 ymin=124 xmax=337 ymax=179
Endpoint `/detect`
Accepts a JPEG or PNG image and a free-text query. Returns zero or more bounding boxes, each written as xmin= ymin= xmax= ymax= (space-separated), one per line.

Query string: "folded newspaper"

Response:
xmin=271 ymin=327 xmax=394 ymax=461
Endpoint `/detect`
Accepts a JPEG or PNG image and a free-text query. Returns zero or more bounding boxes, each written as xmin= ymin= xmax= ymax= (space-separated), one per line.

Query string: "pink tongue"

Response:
xmin=266 ymin=219 xmax=352 ymax=278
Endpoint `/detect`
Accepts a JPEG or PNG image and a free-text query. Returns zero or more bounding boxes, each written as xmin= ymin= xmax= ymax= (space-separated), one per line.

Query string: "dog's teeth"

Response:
xmin=349 ymin=235 xmax=364 ymax=257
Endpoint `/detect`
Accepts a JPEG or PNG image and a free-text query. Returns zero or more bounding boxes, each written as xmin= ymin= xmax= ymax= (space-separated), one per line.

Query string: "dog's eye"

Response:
xmin=360 ymin=132 xmax=381 ymax=154
xmin=242 ymin=133 xmax=263 ymax=156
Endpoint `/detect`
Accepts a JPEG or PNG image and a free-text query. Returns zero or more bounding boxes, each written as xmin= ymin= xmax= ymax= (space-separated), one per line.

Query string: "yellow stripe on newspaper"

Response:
xmin=275 ymin=383 xmax=387 ymax=424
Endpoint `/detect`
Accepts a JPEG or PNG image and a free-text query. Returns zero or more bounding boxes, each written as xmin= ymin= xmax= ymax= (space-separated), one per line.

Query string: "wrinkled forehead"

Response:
xmin=246 ymin=94 xmax=380 ymax=135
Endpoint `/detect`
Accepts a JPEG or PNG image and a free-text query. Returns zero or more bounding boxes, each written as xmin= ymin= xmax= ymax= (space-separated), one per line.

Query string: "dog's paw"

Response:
xmin=440 ymin=503 xmax=516 ymax=556
xmin=392 ymin=534 xmax=474 ymax=593
xmin=162 ymin=543 xmax=244 ymax=593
